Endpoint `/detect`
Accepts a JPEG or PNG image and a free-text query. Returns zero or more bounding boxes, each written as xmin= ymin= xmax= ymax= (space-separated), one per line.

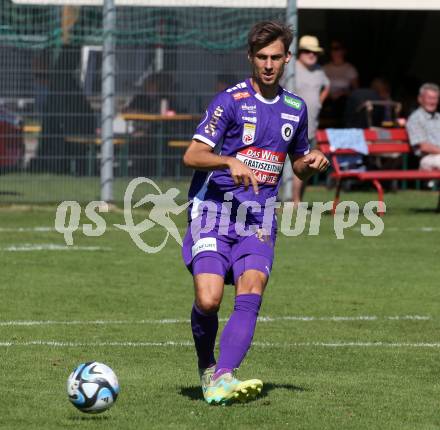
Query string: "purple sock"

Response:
xmin=214 ymin=293 xmax=262 ymax=379
xmin=191 ymin=303 xmax=218 ymax=369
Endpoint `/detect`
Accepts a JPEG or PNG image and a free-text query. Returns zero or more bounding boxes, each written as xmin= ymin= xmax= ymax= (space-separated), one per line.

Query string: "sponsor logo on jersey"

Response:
xmin=283 ymin=95 xmax=302 ymax=110
xmin=281 ymin=123 xmax=294 ymax=142
xmin=242 ymin=116 xmax=257 ymax=123
xmin=236 ymin=146 xmax=286 ymax=185
xmin=192 ymin=237 xmax=217 ymax=257
xmin=204 ymin=105 xmax=224 ymax=137
xmin=241 ymin=103 xmax=257 ymax=114
xmin=233 ymin=91 xmax=251 ymax=100
xmin=226 ymin=82 xmax=247 ymax=93
xmin=242 ymin=123 xmax=256 ymax=145
xmin=281 ymin=112 xmax=300 ymax=122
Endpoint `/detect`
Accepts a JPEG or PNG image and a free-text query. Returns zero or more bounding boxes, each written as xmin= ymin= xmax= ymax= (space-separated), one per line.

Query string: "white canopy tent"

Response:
xmin=299 ymin=0 xmax=440 ymax=10
xmin=10 ymin=0 xmax=440 ymax=9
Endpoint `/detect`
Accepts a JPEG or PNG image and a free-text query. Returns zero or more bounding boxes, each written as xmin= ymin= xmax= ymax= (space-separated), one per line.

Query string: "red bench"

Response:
xmin=316 ymin=128 xmax=440 ymax=215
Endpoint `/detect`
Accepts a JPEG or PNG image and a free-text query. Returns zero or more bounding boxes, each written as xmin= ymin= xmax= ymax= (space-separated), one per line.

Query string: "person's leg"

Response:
xmin=213 ymin=256 xmax=269 ymax=378
xmin=191 ymin=256 xmax=226 ymax=370
xmin=203 ymin=262 xmax=267 ymax=404
xmin=420 ymin=154 xmax=440 ymax=171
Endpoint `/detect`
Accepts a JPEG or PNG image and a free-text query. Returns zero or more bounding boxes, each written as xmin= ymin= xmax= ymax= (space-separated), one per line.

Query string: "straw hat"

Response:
xmin=298 ymin=35 xmax=324 ymax=53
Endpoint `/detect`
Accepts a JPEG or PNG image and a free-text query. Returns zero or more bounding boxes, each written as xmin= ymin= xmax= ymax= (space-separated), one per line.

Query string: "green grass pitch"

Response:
xmin=1 ymin=186 xmax=440 ymax=429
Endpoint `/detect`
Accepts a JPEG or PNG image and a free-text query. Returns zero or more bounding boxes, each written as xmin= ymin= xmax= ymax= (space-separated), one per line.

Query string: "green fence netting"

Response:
xmin=1 ymin=0 xmax=285 ymax=50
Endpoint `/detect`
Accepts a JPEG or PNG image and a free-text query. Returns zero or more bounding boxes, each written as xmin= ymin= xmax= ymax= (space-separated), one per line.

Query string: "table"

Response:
xmin=121 ymin=113 xmax=200 ymax=178
xmin=64 ymin=136 xmax=127 ymax=176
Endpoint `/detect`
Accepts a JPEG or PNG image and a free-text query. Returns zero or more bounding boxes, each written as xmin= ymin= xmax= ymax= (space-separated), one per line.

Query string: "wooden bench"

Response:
xmin=316 ymin=128 xmax=440 ymax=214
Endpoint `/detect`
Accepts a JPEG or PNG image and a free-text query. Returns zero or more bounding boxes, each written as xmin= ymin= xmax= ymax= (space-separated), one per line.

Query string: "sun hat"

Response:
xmin=298 ymin=35 xmax=324 ymax=53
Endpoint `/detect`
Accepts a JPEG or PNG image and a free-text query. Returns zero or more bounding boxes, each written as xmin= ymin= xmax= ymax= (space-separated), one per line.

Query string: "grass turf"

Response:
xmin=1 ymin=187 xmax=440 ymax=429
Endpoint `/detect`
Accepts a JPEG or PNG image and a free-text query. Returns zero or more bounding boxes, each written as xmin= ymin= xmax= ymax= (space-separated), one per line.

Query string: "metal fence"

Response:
xmin=0 ymin=45 xmax=253 ymax=202
xmin=0 ymin=4 xmax=285 ymax=203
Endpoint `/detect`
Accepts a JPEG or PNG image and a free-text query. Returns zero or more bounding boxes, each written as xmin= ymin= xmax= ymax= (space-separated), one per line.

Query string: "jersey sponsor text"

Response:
xmin=233 ymin=91 xmax=251 ymax=100
xmin=204 ymin=105 xmax=224 ymax=136
xmin=236 ymin=146 xmax=286 ymax=185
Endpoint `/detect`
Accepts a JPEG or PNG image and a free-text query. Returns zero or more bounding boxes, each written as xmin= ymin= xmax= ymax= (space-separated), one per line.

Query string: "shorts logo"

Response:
xmin=281 ymin=123 xmax=294 ymax=142
xmin=192 ymin=237 xmax=217 ymax=258
xmin=242 ymin=116 xmax=257 ymax=123
xmin=233 ymin=91 xmax=251 ymax=100
xmin=204 ymin=105 xmax=224 ymax=137
xmin=242 ymin=123 xmax=256 ymax=145
xmin=256 ymin=228 xmax=271 ymax=245
xmin=283 ymin=95 xmax=302 ymax=110
xmin=281 ymin=112 xmax=300 ymax=122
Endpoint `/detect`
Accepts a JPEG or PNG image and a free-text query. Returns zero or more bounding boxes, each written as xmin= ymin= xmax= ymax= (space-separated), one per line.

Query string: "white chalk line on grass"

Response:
xmin=0 ymin=227 xmax=54 ymax=232
xmin=0 ymin=315 xmax=431 ymax=327
xmin=1 ymin=244 xmax=111 ymax=252
xmin=0 ymin=226 xmax=183 ymax=233
xmin=1 ymin=340 xmax=440 ymax=348
xmin=1 ymin=226 xmax=440 ymax=234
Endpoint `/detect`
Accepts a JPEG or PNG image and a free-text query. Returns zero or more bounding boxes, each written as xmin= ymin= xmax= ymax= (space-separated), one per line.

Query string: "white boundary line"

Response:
xmin=1 ymin=226 xmax=440 ymax=234
xmin=0 ymin=315 xmax=431 ymax=326
xmin=1 ymin=340 xmax=440 ymax=348
xmin=1 ymin=244 xmax=111 ymax=252
xmin=0 ymin=226 xmax=180 ymax=233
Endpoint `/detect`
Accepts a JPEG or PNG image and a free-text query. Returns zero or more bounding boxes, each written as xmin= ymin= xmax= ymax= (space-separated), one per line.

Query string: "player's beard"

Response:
xmin=253 ymin=63 xmax=285 ymax=91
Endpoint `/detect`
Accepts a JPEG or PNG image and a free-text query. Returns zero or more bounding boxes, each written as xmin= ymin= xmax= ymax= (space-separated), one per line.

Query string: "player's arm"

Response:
xmin=319 ymin=73 xmax=331 ymax=104
xmin=290 ymin=149 xmax=330 ymax=181
xmin=319 ymin=85 xmax=330 ymax=105
xmin=183 ymin=140 xmax=259 ymax=194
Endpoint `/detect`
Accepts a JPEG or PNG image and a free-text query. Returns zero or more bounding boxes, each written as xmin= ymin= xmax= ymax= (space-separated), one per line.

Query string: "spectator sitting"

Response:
xmin=322 ymin=40 xmax=359 ymax=126
xmin=124 ymin=72 xmax=174 ymax=176
xmin=406 ymin=83 xmax=440 ymax=171
xmin=32 ymin=47 xmax=95 ymax=175
xmin=126 ymin=72 xmax=170 ymax=114
xmin=344 ymin=77 xmax=396 ymax=128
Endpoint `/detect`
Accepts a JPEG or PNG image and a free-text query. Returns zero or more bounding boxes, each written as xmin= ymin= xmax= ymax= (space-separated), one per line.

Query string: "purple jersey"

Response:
xmin=188 ymin=78 xmax=309 ymax=222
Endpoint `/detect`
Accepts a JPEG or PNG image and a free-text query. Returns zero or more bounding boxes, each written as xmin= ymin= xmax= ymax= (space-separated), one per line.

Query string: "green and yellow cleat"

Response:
xmin=203 ymin=371 xmax=263 ymax=405
xmin=199 ymin=365 xmax=216 ymax=399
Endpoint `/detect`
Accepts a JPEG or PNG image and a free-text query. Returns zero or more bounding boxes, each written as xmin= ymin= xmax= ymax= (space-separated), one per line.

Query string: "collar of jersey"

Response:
xmin=246 ymin=78 xmax=280 ymax=105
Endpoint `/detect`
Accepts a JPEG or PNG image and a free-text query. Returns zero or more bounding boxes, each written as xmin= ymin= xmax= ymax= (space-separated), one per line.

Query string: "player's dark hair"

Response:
xmin=247 ymin=21 xmax=293 ymax=56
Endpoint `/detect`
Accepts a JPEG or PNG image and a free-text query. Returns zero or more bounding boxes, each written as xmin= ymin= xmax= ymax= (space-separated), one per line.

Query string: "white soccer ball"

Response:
xmin=67 ymin=361 xmax=120 ymax=413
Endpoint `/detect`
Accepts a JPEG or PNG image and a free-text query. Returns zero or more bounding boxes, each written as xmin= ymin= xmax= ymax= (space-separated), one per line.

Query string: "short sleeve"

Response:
xmin=406 ymin=113 xmax=427 ymax=146
xmin=289 ymin=104 xmax=310 ymax=157
xmin=192 ymin=92 xmax=234 ymax=148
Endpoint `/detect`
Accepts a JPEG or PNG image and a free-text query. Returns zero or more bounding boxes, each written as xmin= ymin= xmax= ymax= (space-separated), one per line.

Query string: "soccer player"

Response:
xmin=182 ymin=21 xmax=329 ymax=405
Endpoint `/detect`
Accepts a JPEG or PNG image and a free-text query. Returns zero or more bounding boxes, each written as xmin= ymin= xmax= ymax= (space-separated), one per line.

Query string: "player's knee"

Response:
xmin=195 ymin=296 xmax=221 ymax=314
xmin=236 ymin=270 xmax=267 ymax=295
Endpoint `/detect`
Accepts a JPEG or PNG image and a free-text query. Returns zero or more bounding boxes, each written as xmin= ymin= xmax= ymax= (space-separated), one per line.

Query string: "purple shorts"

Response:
xmin=182 ymin=224 xmax=275 ymax=285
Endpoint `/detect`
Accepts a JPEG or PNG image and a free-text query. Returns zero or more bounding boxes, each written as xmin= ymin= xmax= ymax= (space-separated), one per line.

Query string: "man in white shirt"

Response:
xmin=406 ymin=83 xmax=440 ymax=171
